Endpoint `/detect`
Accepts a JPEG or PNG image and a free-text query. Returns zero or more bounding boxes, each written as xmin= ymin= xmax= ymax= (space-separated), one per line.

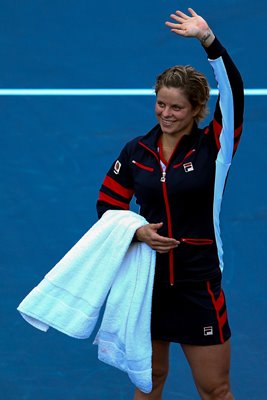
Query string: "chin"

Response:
xmin=160 ymin=125 xmax=177 ymax=135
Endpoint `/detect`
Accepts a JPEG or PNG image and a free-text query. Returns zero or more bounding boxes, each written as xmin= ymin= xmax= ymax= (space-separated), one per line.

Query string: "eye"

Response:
xmin=172 ymin=105 xmax=181 ymax=111
xmin=157 ymin=101 xmax=165 ymax=108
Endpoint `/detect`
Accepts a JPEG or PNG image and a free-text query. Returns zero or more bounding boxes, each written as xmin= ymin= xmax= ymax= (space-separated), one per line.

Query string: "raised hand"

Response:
xmin=165 ymin=8 xmax=215 ymax=46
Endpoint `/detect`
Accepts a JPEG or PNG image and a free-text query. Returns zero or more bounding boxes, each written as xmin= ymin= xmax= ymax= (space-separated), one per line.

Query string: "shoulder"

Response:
xmin=125 ymin=135 xmax=144 ymax=148
xmin=122 ymin=124 xmax=160 ymax=152
xmin=119 ymin=136 xmax=144 ymax=158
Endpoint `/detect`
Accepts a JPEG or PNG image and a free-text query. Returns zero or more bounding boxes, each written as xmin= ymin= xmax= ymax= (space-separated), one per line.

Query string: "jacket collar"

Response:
xmin=139 ymin=122 xmax=200 ymax=153
xmin=138 ymin=124 xmax=162 ymax=153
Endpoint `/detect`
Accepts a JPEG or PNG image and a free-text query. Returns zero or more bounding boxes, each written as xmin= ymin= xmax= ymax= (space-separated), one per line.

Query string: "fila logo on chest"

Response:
xmin=183 ymin=162 xmax=194 ymax=173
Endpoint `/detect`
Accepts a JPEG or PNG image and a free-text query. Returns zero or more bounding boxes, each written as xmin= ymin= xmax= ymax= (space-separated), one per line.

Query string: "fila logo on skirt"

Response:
xmin=204 ymin=326 xmax=213 ymax=336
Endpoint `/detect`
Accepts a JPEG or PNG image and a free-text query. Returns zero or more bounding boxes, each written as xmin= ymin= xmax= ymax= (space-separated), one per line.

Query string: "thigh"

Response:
xmin=181 ymin=340 xmax=231 ymax=393
xmin=133 ymin=340 xmax=170 ymax=400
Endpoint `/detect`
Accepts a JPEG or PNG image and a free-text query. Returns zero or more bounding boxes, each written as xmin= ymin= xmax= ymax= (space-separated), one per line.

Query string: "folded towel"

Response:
xmin=94 ymin=240 xmax=155 ymax=393
xmin=17 ymin=210 xmax=155 ymax=393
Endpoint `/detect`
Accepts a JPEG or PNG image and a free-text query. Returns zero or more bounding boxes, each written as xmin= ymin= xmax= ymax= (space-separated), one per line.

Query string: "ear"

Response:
xmin=192 ymin=105 xmax=201 ymax=118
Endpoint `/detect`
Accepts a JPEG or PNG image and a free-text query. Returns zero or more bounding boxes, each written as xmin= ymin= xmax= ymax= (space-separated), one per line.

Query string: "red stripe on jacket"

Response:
xmin=213 ymin=119 xmax=243 ymax=155
xmin=98 ymin=191 xmax=130 ymax=210
xmin=212 ymin=118 xmax=222 ymax=150
xmin=103 ymin=175 xmax=134 ymax=199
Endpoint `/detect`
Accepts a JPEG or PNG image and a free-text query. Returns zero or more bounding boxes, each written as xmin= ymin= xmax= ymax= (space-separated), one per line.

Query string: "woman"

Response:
xmin=96 ymin=7 xmax=244 ymax=400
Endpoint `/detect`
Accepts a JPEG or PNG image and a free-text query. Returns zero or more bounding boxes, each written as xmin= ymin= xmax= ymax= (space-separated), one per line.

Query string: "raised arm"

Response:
xmin=166 ymin=8 xmax=244 ymax=159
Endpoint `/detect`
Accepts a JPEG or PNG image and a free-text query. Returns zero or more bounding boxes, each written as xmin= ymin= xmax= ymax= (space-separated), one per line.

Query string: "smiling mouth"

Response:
xmin=161 ymin=119 xmax=175 ymax=126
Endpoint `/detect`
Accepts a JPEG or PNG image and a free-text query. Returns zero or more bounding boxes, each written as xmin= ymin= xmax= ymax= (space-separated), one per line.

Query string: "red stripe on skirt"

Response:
xmin=207 ymin=281 xmax=227 ymax=344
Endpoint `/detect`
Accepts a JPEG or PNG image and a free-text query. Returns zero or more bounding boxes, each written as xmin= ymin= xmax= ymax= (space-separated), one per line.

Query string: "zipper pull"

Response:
xmin=160 ymin=171 xmax=166 ymax=182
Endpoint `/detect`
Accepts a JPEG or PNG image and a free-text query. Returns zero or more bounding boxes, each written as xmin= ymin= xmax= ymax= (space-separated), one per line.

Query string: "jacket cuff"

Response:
xmin=203 ymin=37 xmax=226 ymax=60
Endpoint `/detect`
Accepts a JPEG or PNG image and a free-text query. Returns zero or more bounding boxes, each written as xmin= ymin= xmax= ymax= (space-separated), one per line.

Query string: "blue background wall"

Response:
xmin=1 ymin=0 xmax=267 ymax=398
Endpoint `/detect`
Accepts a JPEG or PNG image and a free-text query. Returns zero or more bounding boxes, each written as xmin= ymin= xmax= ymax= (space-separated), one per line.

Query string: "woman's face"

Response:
xmin=155 ymin=86 xmax=199 ymax=138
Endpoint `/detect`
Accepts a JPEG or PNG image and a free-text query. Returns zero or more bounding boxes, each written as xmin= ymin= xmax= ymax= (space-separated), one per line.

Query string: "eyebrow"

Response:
xmin=156 ymin=99 xmax=184 ymax=107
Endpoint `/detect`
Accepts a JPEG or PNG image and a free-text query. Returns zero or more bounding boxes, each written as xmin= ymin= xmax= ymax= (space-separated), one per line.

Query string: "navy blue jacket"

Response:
xmin=96 ymin=38 xmax=244 ymax=284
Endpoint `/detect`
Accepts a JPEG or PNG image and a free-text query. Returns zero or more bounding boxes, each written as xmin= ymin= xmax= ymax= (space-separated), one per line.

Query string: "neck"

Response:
xmin=161 ymin=132 xmax=184 ymax=149
xmin=161 ymin=121 xmax=195 ymax=149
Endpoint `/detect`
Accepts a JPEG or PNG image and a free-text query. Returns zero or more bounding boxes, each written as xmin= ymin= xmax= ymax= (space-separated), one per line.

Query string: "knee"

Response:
xmin=152 ymin=364 xmax=169 ymax=389
xmin=201 ymin=382 xmax=234 ymax=400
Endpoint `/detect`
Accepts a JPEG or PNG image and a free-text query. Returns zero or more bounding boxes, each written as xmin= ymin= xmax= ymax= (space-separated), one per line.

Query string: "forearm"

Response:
xmin=205 ymin=37 xmax=244 ymax=130
xmin=205 ymin=37 xmax=244 ymax=159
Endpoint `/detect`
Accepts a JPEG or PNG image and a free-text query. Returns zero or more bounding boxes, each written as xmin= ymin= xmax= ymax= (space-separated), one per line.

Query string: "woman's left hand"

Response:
xmin=165 ymin=7 xmax=215 ymax=46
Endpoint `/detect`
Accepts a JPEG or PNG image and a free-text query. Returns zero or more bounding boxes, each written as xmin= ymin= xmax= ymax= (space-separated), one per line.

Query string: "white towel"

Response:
xmin=17 ymin=210 xmax=155 ymax=393
xmin=94 ymin=240 xmax=155 ymax=393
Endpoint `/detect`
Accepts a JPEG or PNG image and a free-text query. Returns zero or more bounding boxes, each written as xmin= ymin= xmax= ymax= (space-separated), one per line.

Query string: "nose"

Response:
xmin=161 ymin=106 xmax=172 ymax=118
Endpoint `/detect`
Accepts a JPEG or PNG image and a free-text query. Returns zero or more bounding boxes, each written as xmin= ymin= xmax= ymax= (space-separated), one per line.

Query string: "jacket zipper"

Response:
xmin=160 ymin=148 xmax=197 ymax=283
xmin=160 ymin=171 xmax=166 ymax=182
xmin=139 ymin=141 xmax=175 ymax=285
xmin=160 ymin=171 xmax=175 ymax=285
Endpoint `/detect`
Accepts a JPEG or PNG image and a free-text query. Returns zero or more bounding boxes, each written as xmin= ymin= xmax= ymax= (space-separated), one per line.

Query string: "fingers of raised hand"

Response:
xmin=165 ymin=21 xmax=190 ymax=37
xmin=165 ymin=11 xmax=188 ymax=28
xmin=165 ymin=12 xmax=192 ymax=35
xmin=175 ymin=10 xmax=190 ymax=20
xmin=187 ymin=8 xmax=198 ymax=17
xmin=175 ymin=8 xmax=198 ymax=19
xmin=165 ymin=21 xmax=184 ymax=31
xmin=170 ymin=12 xmax=187 ymax=23
xmin=165 ymin=8 xmax=202 ymax=29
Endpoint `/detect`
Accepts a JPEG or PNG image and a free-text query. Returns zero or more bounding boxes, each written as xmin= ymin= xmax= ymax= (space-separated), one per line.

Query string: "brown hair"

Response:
xmin=155 ymin=65 xmax=210 ymax=122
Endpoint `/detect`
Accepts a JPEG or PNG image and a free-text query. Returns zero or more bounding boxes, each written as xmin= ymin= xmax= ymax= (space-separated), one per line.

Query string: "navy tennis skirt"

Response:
xmin=151 ymin=274 xmax=231 ymax=346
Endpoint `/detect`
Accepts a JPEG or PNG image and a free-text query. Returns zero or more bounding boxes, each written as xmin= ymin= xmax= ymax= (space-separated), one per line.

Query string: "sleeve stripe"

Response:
xmin=98 ymin=191 xmax=130 ymax=210
xmin=213 ymin=118 xmax=222 ymax=150
xmin=103 ymin=175 xmax=134 ymax=199
xmin=212 ymin=120 xmax=242 ymax=152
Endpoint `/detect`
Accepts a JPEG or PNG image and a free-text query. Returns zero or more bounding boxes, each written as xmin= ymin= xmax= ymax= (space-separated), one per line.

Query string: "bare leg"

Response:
xmin=181 ymin=339 xmax=234 ymax=400
xmin=133 ymin=340 xmax=170 ymax=400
